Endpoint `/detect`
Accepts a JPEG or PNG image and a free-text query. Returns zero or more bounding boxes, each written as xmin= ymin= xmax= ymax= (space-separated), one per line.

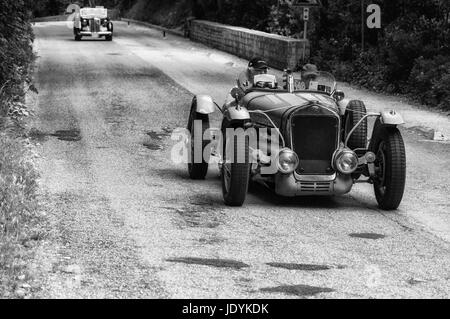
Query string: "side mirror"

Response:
xmin=333 ymin=90 xmax=345 ymax=102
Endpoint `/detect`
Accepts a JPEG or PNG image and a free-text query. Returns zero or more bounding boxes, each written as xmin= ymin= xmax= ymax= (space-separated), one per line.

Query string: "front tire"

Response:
xmin=221 ymin=127 xmax=250 ymax=207
xmin=74 ymin=28 xmax=81 ymax=41
xmin=187 ymin=102 xmax=210 ymax=180
xmin=106 ymin=23 xmax=114 ymax=41
xmin=372 ymin=127 xmax=406 ymax=210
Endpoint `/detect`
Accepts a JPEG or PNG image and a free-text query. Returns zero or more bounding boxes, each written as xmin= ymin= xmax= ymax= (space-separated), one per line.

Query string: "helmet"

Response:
xmin=302 ymin=64 xmax=319 ymax=77
xmin=248 ymin=57 xmax=269 ymax=70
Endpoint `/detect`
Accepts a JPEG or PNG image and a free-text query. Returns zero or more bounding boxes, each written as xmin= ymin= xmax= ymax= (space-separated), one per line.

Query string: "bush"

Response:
xmin=433 ymin=73 xmax=450 ymax=111
xmin=0 ymin=0 xmax=35 ymax=115
xmin=266 ymin=0 xmax=302 ymax=37
xmin=409 ymin=56 xmax=450 ymax=110
xmin=0 ymin=0 xmax=39 ymax=297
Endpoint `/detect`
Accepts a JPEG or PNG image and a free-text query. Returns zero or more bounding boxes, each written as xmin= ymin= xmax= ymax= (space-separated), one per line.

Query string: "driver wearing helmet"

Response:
xmin=226 ymin=57 xmax=275 ymax=107
xmin=237 ymin=57 xmax=270 ymax=93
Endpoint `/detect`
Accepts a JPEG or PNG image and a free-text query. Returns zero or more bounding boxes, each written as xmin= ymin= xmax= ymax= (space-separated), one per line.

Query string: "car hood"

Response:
xmin=243 ymin=91 xmax=339 ymax=129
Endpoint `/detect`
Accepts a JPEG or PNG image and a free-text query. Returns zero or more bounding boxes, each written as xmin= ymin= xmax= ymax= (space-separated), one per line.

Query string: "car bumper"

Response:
xmin=79 ymin=31 xmax=112 ymax=36
xmin=274 ymin=173 xmax=353 ymax=197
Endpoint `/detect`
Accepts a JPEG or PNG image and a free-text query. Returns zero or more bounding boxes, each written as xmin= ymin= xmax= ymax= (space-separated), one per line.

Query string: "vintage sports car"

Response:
xmin=186 ymin=70 xmax=406 ymax=210
xmin=73 ymin=7 xmax=113 ymax=41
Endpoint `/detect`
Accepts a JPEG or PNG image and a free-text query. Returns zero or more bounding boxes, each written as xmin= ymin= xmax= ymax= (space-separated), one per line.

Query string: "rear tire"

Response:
xmin=372 ymin=127 xmax=406 ymax=210
xmin=221 ymin=128 xmax=250 ymax=207
xmin=187 ymin=102 xmax=210 ymax=180
xmin=344 ymin=100 xmax=368 ymax=151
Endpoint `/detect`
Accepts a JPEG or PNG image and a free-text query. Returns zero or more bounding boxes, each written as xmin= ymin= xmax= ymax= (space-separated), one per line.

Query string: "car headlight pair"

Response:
xmin=276 ymin=148 xmax=358 ymax=175
xmin=334 ymin=149 xmax=358 ymax=174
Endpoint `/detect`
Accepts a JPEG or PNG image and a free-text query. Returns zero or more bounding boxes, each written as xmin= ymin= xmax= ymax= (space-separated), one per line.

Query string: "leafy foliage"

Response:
xmin=409 ymin=55 xmax=450 ymax=109
xmin=1 ymin=0 xmax=40 ymax=297
xmin=0 ymin=0 xmax=35 ymax=116
xmin=276 ymin=0 xmax=450 ymax=110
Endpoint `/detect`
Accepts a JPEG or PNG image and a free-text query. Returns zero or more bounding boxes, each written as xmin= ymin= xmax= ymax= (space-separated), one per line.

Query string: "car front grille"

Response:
xmin=89 ymin=19 xmax=101 ymax=32
xmin=291 ymin=113 xmax=338 ymax=175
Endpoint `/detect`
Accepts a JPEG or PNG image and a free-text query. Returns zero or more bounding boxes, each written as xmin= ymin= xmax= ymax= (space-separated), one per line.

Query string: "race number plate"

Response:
xmin=294 ymin=79 xmax=306 ymax=90
xmin=309 ymin=81 xmax=319 ymax=90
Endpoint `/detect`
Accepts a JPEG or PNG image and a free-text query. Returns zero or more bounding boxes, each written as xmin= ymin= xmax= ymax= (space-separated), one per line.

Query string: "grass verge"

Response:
xmin=0 ymin=118 xmax=41 ymax=298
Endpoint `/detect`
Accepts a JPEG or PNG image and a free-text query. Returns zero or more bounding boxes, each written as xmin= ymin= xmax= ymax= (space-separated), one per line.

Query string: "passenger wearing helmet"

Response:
xmin=300 ymin=63 xmax=319 ymax=90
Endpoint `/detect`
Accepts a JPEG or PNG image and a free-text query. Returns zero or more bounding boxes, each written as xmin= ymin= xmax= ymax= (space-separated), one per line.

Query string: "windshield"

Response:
xmin=80 ymin=8 xmax=107 ymax=19
xmin=292 ymin=71 xmax=336 ymax=94
xmin=239 ymin=71 xmax=337 ymax=95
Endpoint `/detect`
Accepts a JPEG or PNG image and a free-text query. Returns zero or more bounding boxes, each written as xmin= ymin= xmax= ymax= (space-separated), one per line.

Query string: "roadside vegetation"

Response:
xmin=1 ymin=0 xmax=41 ymax=297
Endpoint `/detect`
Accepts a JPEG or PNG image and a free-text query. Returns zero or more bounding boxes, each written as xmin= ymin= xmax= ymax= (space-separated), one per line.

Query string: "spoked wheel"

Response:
xmin=187 ymin=102 xmax=210 ymax=180
xmin=372 ymin=127 xmax=406 ymax=210
xmin=221 ymin=127 xmax=250 ymax=207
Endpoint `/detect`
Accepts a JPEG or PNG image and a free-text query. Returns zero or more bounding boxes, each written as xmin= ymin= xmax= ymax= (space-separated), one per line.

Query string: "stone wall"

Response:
xmin=190 ymin=20 xmax=309 ymax=70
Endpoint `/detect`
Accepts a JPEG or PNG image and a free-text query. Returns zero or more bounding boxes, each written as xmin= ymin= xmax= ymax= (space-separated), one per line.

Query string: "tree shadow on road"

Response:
xmin=248 ymin=182 xmax=343 ymax=209
xmin=152 ymin=167 xmax=370 ymax=210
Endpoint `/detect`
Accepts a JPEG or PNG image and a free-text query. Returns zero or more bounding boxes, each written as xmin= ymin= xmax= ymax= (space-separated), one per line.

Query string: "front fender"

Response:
xmin=380 ymin=110 xmax=404 ymax=125
xmin=338 ymin=98 xmax=351 ymax=115
xmin=194 ymin=95 xmax=215 ymax=115
xmin=225 ymin=105 xmax=251 ymax=122
xmin=369 ymin=114 xmax=403 ymax=151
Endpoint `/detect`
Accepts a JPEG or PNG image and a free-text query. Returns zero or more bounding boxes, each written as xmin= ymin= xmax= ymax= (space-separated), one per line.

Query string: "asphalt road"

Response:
xmin=27 ymin=22 xmax=450 ymax=299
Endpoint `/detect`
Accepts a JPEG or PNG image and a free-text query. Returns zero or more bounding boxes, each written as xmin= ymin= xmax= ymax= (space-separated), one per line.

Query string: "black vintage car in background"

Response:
xmin=73 ymin=7 xmax=113 ymax=41
xmin=187 ymin=71 xmax=406 ymax=210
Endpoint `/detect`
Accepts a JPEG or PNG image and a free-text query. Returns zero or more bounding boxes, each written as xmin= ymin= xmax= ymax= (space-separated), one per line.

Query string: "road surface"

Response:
xmin=27 ymin=21 xmax=450 ymax=299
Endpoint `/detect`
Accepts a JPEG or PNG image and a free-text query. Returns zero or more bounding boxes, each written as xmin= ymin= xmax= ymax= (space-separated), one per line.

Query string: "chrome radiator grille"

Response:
xmin=299 ymin=181 xmax=333 ymax=193
xmin=291 ymin=114 xmax=338 ymax=175
xmin=89 ymin=19 xmax=101 ymax=32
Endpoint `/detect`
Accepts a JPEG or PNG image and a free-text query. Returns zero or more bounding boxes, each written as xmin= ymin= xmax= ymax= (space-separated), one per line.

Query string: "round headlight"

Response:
xmin=277 ymin=149 xmax=299 ymax=174
xmin=335 ymin=150 xmax=358 ymax=174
